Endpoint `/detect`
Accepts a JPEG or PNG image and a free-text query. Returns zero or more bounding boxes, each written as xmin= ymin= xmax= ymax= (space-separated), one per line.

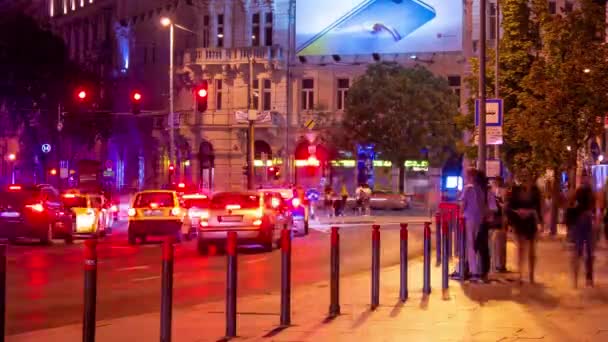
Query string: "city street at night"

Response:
xmin=5 ymin=214 xmax=430 ymax=336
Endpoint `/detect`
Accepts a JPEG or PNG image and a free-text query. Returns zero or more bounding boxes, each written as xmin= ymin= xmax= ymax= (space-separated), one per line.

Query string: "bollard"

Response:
xmin=160 ymin=237 xmax=174 ymax=342
xmin=442 ymin=220 xmax=449 ymax=291
xmin=83 ymin=239 xmax=97 ymax=342
xmin=328 ymin=226 xmax=341 ymax=317
xmin=452 ymin=208 xmax=459 ymax=260
xmin=0 ymin=244 xmax=6 ymax=341
xmin=447 ymin=211 xmax=453 ymax=259
xmin=399 ymin=224 xmax=408 ymax=302
xmin=435 ymin=213 xmax=441 ymax=267
xmin=423 ymin=222 xmax=431 ymax=295
xmin=226 ymin=232 xmax=238 ymax=338
xmin=371 ymin=225 xmax=380 ymax=310
xmin=458 ymin=216 xmax=467 ymax=283
xmin=280 ymin=226 xmax=292 ymax=326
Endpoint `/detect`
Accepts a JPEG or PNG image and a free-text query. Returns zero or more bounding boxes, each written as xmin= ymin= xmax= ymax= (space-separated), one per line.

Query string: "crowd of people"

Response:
xmin=323 ymin=182 xmax=372 ymax=217
xmin=461 ymin=167 xmax=597 ymax=287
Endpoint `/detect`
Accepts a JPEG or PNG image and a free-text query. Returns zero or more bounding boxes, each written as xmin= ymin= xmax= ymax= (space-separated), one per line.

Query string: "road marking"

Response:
xmin=131 ymin=276 xmax=160 ymax=282
xmin=117 ymin=265 xmax=150 ymax=272
xmin=244 ymin=257 xmax=267 ymax=264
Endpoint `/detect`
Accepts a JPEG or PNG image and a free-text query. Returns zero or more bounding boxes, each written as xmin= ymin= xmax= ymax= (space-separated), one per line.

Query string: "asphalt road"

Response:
xmin=5 ymin=217 xmax=428 ymax=335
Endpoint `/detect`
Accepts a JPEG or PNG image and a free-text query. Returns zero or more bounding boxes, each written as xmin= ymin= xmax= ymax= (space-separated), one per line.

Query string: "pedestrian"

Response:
xmin=340 ymin=182 xmax=349 ymax=216
xmin=475 ymin=170 xmax=495 ymax=281
xmin=362 ymin=183 xmax=372 ymax=216
xmin=324 ymin=185 xmax=334 ymax=217
xmin=462 ymin=167 xmax=485 ymax=282
xmin=507 ymin=173 xmax=542 ymax=284
xmin=490 ymin=176 xmax=508 ymax=273
xmin=572 ymin=170 xmax=596 ymax=288
xmin=355 ymin=184 xmax=364 ymax=215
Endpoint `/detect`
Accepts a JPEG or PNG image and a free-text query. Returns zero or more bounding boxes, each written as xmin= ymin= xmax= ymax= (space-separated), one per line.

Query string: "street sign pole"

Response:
xmin=478 ymin=0 xmax=487 ymax=172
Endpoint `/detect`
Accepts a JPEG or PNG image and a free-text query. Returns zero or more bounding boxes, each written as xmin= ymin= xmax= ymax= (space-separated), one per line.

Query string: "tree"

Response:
xmin=341 ymin=62 xmax=460 ymax=192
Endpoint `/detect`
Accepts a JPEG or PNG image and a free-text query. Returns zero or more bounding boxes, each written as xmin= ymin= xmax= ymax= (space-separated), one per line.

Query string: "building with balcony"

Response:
xmin=49 ymin=0 xmax=568 ymax=192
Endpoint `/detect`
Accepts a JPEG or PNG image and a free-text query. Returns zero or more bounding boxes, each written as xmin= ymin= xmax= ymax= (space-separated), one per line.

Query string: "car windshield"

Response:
xmin=0 ymin=189 xmax=40 ymax=209
xmin=134 ymin=192 xmax=174 ymax=208
xmin=62 ymin=196 xmax=88 ymax=208
xmin=183 ymin=198 xmax=210 ymax=209
xmin=210 ymin=193 xmax=259 ymax=210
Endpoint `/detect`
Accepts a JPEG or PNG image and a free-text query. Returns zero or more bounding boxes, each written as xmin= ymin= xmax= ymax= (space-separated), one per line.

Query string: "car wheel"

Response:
xmin=128 ymin=230 xmax=137 ymax=245
xmin=197 ymin=239 xmax=208 ymax=255
xmin=41 ymin=223 xmax=53 ymax=245
xmin=139 ymin=235 xmax=147 ymax=244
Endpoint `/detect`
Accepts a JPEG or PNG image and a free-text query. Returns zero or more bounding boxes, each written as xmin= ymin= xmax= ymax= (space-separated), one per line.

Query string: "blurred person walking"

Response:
xmin=475 ymin=171 xmax=496 ymax=281
xmin=490 ymin=177 xmax=508 ymax=273
xmin=462 ymin=168 xmax=485 ymax=281
xmin=572 ymin=171 xmax=596 ymax=288
xmin=507 ymin=173 xmax=542 ymax=284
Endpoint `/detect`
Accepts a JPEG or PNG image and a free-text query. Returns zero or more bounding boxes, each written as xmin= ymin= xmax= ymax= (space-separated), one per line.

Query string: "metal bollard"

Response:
xmin=160 ymin=237 xmax=174 ymax=342
xmin=226 ymin=232 xmax=238 ymax=338
xmin=452 ymin=208 xmax=458 ymax=260
xmin=328 ymin=226 xmax=340 ymax=317
xmin=458 ymin=216 xmax=467 ymax=283
xmin=399 ymin=224 xmax=408 ymax=302
xmin=0 ymin=244 xmax=6 ymax=341
xmin=442 ymin=220 xmax=449 ymax=291
xmin=280 ymin=226 xmax=292 ymax=326
xmin=435 ymin=212 xmax=441 ymax=266
xmin=83 ymin=239 xmax=98 ymax=342
xmin=371 ymin=225 xmax=380 ymax=310
xmin=423 ymin=222 xmax=431 ymax=295
xmin=447 ymin=211 xmax=453 ymax=259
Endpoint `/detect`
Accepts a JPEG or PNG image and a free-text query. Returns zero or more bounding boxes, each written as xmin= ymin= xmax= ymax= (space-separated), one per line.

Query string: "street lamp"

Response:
xmin=7 ymin=153 xmax=15 ymax=161
xmin=160 ymin=17 xmax=176 ymax=170
xmin=584 ymin=68 xmax=591 ymax=74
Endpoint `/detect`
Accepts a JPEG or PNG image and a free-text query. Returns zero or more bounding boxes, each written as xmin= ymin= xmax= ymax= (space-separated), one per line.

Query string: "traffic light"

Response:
xmin=76 ymin=89 xmax=88 ymax=102
xmin=168 ymin=164 xmax=175 ymax=173
xmin=268 ymin=166 xmax=280 ymax=180
xmin=131 ymin=90 xmax=142 ymax=114
xmin=49 ymin=168 xmax=58 ymax=176
xmin=195 ymin=81 xmax=208 ymax=112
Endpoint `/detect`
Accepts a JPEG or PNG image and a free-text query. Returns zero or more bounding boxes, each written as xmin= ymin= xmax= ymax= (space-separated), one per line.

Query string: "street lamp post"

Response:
xmin=161 ymin=17 xmax=176 ymax=174
xmin=478 ymin=0 xmax=487 ymax=172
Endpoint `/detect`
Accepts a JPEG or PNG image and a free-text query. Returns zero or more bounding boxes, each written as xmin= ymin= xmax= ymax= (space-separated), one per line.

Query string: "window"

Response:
xmin=548 ymin=1 xmax=556 ymax=14
xmin=448 ymin=75 xmax=461 ymax=99
xmin=336 ymin=78 xmax=349 ymax=110
xmin=564 ymin=1 xmax=573 ymax=13
xmin=252 ymin=13 xmax=260 ymax=46
xmin=301 ymin=79 xmax=314 ymax=110
xmin=252 ymin=79 xmax=260 ymax=109
xmin=265 ymin=12 xmax=273 ymax=46
xmin=215 ymin=79 xmax=223 ymax=110
xmin=262 ymin=79 xmax=272 ymax=111
xmin=489 ymin=3 xmax=497 ymax=40
xmin=217 ymin=14 xmax=224 ymax=47
xmin=202 ymin=15 xmax=210 ymax=48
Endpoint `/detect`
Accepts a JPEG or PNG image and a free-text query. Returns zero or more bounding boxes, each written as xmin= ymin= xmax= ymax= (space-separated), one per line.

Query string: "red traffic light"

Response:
xmin=77 ymin=90 xmax=87 ymax=100
xmin=132 ymin=91 xmax=142 ymax=102
xmin=168 ymin=164 xmax=175 ymax=171
xmin=49 ymin=168 xmax=58 ymax=176
xmin=197 ymin=88 xmax=208 ymax=98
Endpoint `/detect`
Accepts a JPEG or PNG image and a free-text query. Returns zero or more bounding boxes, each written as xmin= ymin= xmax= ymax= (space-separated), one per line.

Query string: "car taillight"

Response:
xmin=292 ymin=198 xmax=301 ymax=208
xmin=200 ymin=211 xmax=210 ymax=219
xmin=253 ymin=219 xmax=262 ymax=226
xmin=271 ymin=198 xmax=280 ymax=209
xmin=26 ymin=203 xmax=44 ymax=213
xmin=226 ymin=204 xmax=241 ymax=210
xmin=128 ymin=208 xmax=136 ymax=217
xmin=171 ymin=207 xmax=181 ymax=216
xmin=254 ymin=208 xmax=263 ymax=219
xmin=199 ymin=220 xmax=209 ymax=228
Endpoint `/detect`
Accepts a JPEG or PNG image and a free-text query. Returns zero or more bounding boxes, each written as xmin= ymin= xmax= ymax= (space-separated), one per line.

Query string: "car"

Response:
xmin=369 ymin=190 xmax=410 ymax=210
xmin=181 ymin=193 xmax=210 ymax=240
xmin=61 ymin=192 xmax=108 ymax=238
xmin=127 ymin=190 xmax=188 ymax=244
xmin=257 ymin=187 xmax=309 ymax=236
xmin=0 ymin=184 xmax=74 ymax=244
xmin=196 ymin=191 xmax=292 ymax=254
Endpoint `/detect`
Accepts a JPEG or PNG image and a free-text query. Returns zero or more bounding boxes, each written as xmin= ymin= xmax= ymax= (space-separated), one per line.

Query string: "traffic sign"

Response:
xmin=41 ymin=144 xmax=52 ymax=153
xmin=473 ymin=126 xmax=503 ymax=145
xmin=486 ymin=160 xmax=502 ymax=178
xmin=475 ymin=98 xmax=503 ymax=127
xmin=304 ymin=119 xmax=316 ymax=130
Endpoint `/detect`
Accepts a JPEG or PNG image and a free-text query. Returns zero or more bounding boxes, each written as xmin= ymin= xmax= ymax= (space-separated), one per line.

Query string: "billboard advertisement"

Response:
xmin=296 ymin=0 xmax=462 ymax=56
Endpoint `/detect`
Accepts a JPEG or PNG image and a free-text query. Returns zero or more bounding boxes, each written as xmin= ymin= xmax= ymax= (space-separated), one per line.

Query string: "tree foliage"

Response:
xmin=341 ymin=62 xmax=460 ymax=189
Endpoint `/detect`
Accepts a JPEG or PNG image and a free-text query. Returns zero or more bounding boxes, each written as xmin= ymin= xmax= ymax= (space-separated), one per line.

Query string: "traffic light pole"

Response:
xmin=247 ymin=56 xmax=255 ymax=190
xmin=168 ymin=23 xmax=176 ymax=173
xmin=478 ymin=0 xmax=487 ymax=172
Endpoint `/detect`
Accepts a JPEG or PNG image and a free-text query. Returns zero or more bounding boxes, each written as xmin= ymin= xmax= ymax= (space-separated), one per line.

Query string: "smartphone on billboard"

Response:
xmin=297 ymin=0 xmax=436 ymax=56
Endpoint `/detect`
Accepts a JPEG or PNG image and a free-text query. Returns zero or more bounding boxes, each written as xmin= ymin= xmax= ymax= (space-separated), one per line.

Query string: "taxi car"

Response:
xmin=61 ymin=191 xmax=108 ymax=238
xmin=197 ymin=191 xmax=292 ymax=254
xmin=181 ymin=193 xmax=210 ymax=240
xmin=127 ymin=190 xmax=187 ymax=244
xmin=258 ymin=186 xmax=309 ymax=236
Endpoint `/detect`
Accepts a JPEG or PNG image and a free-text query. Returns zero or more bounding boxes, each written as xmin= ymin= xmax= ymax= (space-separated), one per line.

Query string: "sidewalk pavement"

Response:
xmin=311 ymin=213 xmax=432 ymax=228
xmin=10 ymin=233 xmax=608 ymax=342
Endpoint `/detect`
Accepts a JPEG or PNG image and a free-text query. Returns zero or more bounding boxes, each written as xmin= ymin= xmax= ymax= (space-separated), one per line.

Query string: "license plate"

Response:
xmin=219 ymin=215 xmax=243 ymax=222
xmin=144 ymin=210 xmax=163 ymax=216
xmin=0 ymin=212 xmax=20 ymax=218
